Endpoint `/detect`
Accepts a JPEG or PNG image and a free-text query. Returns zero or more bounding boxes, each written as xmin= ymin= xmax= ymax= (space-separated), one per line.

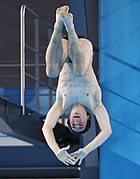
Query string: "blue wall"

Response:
xmin=99 ymin=0 xmax=140 ymax=178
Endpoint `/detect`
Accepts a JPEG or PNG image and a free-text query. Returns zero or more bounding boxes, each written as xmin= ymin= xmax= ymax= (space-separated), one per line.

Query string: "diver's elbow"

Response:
xmin=106 ymin=127 xmax=112 ymax=138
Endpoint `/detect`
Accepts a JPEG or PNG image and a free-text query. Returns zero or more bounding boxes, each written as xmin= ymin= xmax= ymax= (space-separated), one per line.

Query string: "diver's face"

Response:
xmin=70 ymin=104 xmax=87 ymax=132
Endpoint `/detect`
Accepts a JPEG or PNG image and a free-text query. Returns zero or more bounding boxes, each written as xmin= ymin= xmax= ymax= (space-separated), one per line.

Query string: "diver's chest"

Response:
xmin=60 ymin=85 xmax=95 ymax=109
xmin=59 ymin=74 xmax=96 ymax=99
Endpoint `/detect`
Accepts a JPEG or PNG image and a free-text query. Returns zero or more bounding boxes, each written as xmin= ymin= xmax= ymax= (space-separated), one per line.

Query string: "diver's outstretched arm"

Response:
xmin=42 ymin=102 xmax=77 ymax=165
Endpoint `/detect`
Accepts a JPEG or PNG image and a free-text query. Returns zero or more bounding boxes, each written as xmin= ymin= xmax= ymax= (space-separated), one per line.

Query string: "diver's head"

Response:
xmin=67 ymin=104 xmax=91 ymax=134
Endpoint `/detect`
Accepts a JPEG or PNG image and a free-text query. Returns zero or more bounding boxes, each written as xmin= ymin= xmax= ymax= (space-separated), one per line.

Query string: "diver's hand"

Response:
xmin=56 ymin=145 xmax=78 ymax=166
xmin=71 ymin=148 xmax=88 ymax=165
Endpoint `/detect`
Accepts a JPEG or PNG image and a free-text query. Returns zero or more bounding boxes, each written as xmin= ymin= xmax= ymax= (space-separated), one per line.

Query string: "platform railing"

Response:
xmin=20 ymin=5 xmax=55 ymax=115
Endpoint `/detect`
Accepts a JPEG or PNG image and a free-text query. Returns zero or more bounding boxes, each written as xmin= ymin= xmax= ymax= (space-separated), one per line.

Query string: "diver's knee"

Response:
xmin=46 ymin=68 xmax=59 ymax=78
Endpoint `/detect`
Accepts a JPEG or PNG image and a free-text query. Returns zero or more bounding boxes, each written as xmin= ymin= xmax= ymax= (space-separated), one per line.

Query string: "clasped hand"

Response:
xmin=56 ymin=146 xmax=88 ymax=166
xmin=71 ymin=148 xmax=88 ymax=165
xmin=56 ymin=146 xmax=78 ymax=166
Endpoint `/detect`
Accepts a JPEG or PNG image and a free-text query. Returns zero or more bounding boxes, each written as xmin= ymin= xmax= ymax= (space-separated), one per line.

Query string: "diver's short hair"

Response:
xmin=67 ymin=112 xmax=91 ymax=135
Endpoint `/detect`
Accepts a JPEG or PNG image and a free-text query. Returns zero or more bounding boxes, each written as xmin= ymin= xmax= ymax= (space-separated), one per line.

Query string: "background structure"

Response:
xmin=0 ymin=0 xmax=99 ymax=178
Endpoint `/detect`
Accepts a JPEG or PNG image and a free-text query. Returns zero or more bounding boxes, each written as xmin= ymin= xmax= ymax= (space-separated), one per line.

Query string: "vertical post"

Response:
xmin=20 ymin=5 xmax=26 ymax=115
xmin=35 ymin=18 xmax=40 ymax=113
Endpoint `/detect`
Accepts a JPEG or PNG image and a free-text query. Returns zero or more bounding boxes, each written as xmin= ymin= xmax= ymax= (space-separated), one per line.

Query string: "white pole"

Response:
xmin=20 ymin=5 xmax=26 ymax=115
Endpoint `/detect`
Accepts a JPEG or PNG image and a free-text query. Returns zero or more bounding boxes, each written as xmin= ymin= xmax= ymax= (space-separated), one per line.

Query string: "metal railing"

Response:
xmin=20 ymin=5 xmax=55 ymax=115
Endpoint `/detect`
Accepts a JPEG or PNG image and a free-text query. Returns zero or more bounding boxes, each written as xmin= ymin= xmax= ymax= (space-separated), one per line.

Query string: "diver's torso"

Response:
xmin=56 ymin=61 xmax=101 ymax=113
